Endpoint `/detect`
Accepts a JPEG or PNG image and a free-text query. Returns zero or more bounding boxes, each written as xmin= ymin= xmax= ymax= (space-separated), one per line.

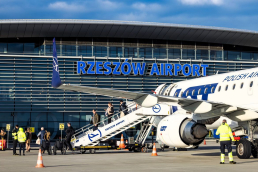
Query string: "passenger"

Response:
xmin=216 ymin=119 xmax=236 ymax=164
xmin=12 ymin=125 xmax=19 ymax=155
xmin=119 ymin=100 xmax=128 ymax=118
xmin=17 ymin=128 xmax=26 ymax=156
xmin=37 ymin=127 xmax=46 ymax=146
xmin=92 ymin=109 xmax=100 ymax=131
xmin=0 ymin=128 xmax=6 ymax=140
xmin=105 ymin=102 xmax=114 ymax=124
xmin=65 ymin=122 xmax=75 ymax=151
xmin=25 ymin=128 xmax=32 ymax=152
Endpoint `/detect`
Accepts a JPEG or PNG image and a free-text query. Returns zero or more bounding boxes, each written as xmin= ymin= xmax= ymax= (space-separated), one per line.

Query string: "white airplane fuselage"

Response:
xmin=166 ymin=67 xmax=258 ymax=122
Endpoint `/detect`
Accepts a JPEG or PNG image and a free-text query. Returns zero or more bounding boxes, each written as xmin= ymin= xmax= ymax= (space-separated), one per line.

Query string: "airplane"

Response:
xmin=51 ymin=38 xmax=258 ymax=159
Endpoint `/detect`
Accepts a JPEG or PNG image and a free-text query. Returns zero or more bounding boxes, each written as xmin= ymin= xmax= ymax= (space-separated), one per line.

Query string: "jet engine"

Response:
xmin=157 ymin=114 xmax=208 ymax=147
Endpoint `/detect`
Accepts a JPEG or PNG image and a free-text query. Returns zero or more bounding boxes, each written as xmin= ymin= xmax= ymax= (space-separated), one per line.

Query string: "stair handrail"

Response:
xmin=72 ymin=101 xmax=139 ymax=139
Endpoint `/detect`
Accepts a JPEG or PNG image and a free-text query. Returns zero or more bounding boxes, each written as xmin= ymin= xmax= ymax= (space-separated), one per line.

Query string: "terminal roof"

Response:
xmin=0 ymin=19 xmax=258 ymax=48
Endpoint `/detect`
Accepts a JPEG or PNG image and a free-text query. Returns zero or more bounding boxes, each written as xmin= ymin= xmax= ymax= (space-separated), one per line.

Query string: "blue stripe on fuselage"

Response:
xmin=179 ymin=83 xmax=218 ymax=101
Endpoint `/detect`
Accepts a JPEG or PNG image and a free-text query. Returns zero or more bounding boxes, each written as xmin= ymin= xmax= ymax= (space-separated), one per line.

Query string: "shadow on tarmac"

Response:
xmin=192 ymin=152 xmax=237 ymax=156
xmin=45 ymin=165 xmax=73 ymax=167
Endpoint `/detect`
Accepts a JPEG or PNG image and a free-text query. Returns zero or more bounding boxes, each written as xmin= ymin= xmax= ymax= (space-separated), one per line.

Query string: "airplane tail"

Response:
xmin=51 ymin=38 xmax=62 ymax=88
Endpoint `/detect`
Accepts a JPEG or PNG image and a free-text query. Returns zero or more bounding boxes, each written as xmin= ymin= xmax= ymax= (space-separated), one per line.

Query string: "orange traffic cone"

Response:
xmin=203 ymin=139 xmax=206 ymax=145
xmin=126 ymin=140 xmax=128 ymax=145
xmin=119 ymin=134 xmax=126 ymax=149
xmin=35 ymin=149 xmax=45 ymax=168
xmin=151 ymin=143 xmax=158 ymax=156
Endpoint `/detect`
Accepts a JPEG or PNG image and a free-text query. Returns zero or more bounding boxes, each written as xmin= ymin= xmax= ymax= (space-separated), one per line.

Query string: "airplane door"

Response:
xmin=247 ymin=79 xmax=255 ymax=96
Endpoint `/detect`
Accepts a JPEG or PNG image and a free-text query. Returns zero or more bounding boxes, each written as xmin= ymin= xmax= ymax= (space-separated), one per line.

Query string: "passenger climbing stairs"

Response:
xmin=71 ymin=102 xmax=152 ymax=147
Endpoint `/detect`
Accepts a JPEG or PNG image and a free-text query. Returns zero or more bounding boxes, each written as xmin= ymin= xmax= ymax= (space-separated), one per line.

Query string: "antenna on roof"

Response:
xmin=216 ymin=70 xmax=219 ymax=75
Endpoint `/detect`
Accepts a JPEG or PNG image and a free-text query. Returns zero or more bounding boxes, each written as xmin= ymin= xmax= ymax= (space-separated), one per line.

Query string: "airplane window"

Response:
xmin=186 ymin=90 xmax=189 ymax=96
xmin=204 ymin=88 xmax=208 ymax=94
xmin=225 ymin=85 xmax=228 ymax=91
xmin=181 ymin=92 xmax=183 ymax=97
xmin=198 ymin=88 xmax=201 ymax=94
xmin=192 ymin=90 xmax=195 ymax=96
xmin=218 ymin=86 xmax=221 ymax=92
xmin=233 ymin=84 xmax=236 ymax=90
xmin=211 ymin=87 xmax=214 ymax=93
xmin=250 ymin=81 xmax=253 ymax=87
xmin=240 ymin=83 xmax=244 ymax=89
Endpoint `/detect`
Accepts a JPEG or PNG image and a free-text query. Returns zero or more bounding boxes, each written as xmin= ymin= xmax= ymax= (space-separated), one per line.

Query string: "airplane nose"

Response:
xmin=192 ymin=124 xmax=208 ymax=139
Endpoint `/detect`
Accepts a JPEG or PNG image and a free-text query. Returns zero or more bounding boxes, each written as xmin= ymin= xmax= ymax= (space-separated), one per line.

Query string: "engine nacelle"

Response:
xmin=157 ymin=114 xmax=208 ymax=147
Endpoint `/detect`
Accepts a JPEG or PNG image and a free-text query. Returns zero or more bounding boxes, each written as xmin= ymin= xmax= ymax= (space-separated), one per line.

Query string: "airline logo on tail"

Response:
xmin=53 ymin=57 xmax=59 ymax=72
xmin=51 ymin=38 xmax=62 ymax=88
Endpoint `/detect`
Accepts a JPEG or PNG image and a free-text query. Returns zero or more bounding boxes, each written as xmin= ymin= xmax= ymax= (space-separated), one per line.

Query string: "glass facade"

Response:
xmin=1 ymin=37 xmax=258 ymax=140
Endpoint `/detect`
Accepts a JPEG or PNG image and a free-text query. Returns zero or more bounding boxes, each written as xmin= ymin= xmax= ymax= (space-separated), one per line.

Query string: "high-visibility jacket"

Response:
xmin=216 ymin=123 xmax=234 ymax=141
xmin=12 ymin=128 xmax=18 ymax=140
xmin=17 ymin=128 xmax=26 ymax=143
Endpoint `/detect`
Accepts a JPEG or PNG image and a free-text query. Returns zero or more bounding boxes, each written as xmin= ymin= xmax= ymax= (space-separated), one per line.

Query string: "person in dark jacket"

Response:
xmin=65 ymin=122 xmax=74 ymax=151
xmin=92 ymin=109 xmax=100 ymax=131
xmin=12 ymin=125 xmax=19 ymax=155
xmin=119 ymin=100 xmax=128 ymax=118
xmin=37 ymin=127 xmax=46 ymax=145
xmin=105 ymin=102 xmax=114 ymax=124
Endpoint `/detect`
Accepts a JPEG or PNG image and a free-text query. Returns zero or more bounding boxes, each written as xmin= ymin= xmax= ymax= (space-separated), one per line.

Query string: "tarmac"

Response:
xmin=0 ymin=141 xmax=258 ymax=172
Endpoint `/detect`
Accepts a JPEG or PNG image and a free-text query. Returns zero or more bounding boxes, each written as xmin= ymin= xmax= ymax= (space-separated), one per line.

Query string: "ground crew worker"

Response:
xmin=216 ymin=119 xmax=236 ymax=164
xmin=17 ymin=128 xmax=26 ymax=156
xmin=12 ymin=125 xmax=19 ymax=155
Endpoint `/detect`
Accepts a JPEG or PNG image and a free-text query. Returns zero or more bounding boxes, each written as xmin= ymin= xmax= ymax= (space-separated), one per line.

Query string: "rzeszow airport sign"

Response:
xmin=77 ymin=59 xmax=208 ymax=76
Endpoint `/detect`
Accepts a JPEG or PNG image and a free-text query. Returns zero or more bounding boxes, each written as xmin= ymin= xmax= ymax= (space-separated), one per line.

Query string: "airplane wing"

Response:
xmin=57 ymin=83 xmax=243 ymax=116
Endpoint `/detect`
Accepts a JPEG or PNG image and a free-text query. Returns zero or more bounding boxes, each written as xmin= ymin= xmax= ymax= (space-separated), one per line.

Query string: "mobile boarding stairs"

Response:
xmin=71 ymin=102 xmax=171 ymax=148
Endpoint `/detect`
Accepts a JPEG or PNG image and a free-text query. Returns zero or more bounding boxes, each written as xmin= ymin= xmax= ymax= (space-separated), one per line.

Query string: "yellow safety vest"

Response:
xmin=216 ymin=123 xmax=234 ymax=141
xmin=12 ymin=132 xmax=18 ymax=140
xmin=17 ymin=131 xmax=26 ymax=143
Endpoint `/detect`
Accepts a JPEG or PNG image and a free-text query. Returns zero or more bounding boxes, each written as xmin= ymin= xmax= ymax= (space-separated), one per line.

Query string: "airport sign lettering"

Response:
xmin=77 ymin=60 xmax=208 ymax=76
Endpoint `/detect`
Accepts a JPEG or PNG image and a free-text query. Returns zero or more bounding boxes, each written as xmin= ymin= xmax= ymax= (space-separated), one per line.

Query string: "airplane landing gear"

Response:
xmin=236 ymin=139 xmax=251 ymax=159
xmin=235 ymin=120 xmax=258 ymax=159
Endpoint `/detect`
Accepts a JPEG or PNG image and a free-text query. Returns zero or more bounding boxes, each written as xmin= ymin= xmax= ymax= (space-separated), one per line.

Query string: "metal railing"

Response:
xmin=72 ymin=101 xmax=138 ymax=140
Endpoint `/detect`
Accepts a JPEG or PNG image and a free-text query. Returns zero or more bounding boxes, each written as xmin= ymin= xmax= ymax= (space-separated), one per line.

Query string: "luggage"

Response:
xmin=0 ymin=139 xmax=7 ymax=150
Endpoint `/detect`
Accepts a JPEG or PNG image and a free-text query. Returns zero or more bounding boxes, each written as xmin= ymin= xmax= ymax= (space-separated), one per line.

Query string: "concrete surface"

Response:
xmin=0 ymin=141 xmax=258 ymax=172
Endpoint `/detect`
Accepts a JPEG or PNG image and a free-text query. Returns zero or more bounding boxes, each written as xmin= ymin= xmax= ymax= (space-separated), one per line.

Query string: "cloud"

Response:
xmin=117 ymin=12 xmax=149 ymax=21
xmin=132 ymin=2 xmax=162 ymax=11
xmin=48 ymin=0 xmax=120 ymax=12
xmin=98 ymin=0 xmax=119 ymax=9
xmin=48 ymin=1 xmax=86 ymax=12
xmin=178 ymin=0 xmax=224 ymax=5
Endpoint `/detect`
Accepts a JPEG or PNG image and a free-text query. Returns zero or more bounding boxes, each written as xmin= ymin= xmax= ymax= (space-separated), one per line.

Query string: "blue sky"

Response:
xmin=0 ymin=0 xmax=258 ymax=31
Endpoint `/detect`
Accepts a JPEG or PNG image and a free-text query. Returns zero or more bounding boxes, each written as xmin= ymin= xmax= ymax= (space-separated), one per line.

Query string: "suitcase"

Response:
xmin=0 ymin=139 xmax=7 ymax=150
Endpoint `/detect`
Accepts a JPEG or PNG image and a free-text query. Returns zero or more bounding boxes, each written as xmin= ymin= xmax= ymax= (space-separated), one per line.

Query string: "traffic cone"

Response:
xmin=35 ymin=149 xmax=45 ymax=168
xmin=119 ymin=134 xmax=126 ymax=149
xmin=151 ymin=143 xmax=158 ymax=156
xmin=203 ymin=139 xmax=206 ymax=145
xmin=126 ymin=140 xmax=128 ymax=145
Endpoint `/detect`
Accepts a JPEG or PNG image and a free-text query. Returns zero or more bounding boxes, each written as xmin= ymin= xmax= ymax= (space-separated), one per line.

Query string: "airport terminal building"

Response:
xmin=1 ymin=19 xmax=258 ymax=139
